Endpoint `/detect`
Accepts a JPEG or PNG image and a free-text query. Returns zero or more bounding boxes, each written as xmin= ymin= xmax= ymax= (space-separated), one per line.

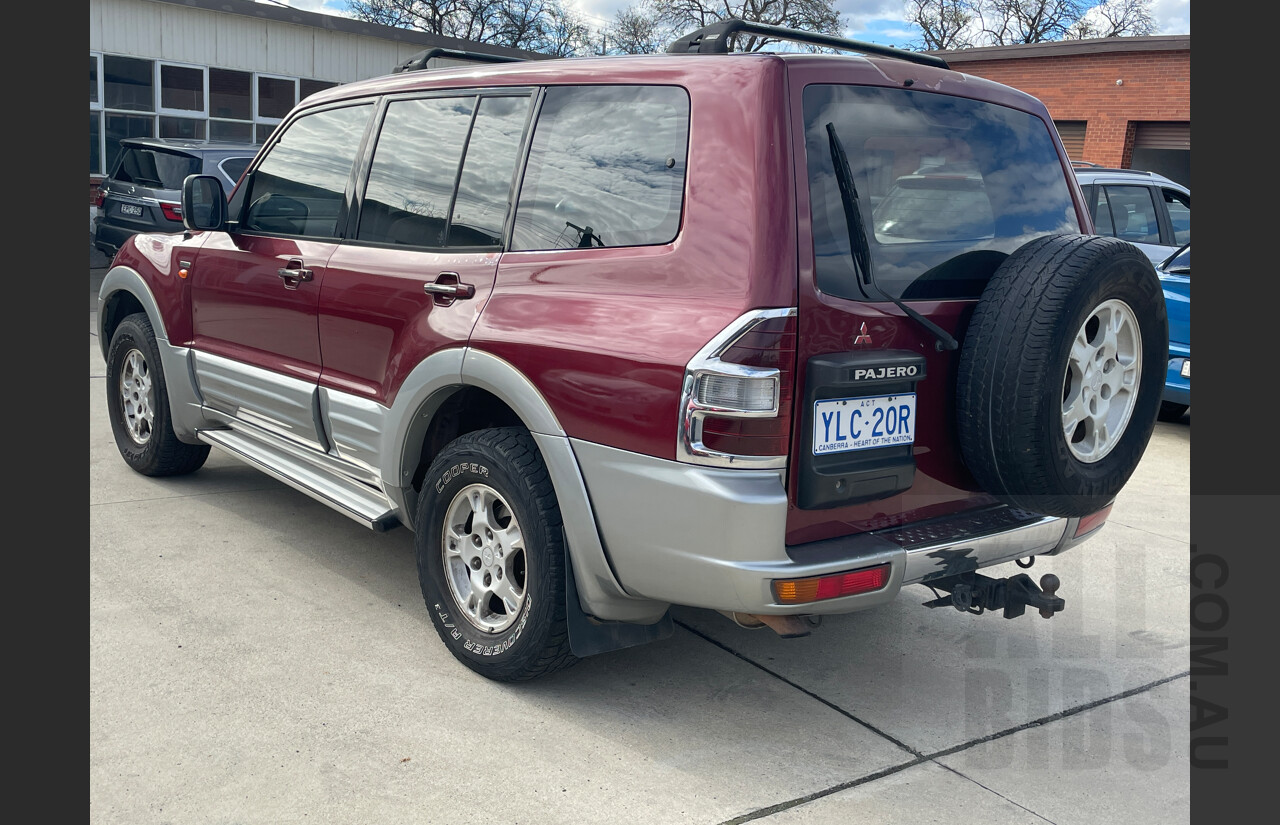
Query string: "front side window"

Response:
xmin=1164 ymin=188 xmax=1190 ymax=245
xmin=511 ymin=85 xmax=689 ymax=251
xmin=241 ymin=104 xmax=372 ymax=238
xmin=358 ymin=96 xmax=476 ymax=247
xmin=1101 ymin=185 xmax=1161 ymax=245
xmin=804 ymin=85 xmax=1079 ymax=301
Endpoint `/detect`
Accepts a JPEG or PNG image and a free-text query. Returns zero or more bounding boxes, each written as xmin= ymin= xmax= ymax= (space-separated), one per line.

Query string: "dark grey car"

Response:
xmin=93 ymin=138 xmax=259 ymax=259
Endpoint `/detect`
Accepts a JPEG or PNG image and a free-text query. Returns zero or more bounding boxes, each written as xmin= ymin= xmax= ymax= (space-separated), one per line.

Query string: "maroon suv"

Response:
xmin=97 ymin=20 xmax=1167 ymax=681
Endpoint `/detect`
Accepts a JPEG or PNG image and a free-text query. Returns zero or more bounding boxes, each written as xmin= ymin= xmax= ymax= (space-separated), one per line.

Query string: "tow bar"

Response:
xmin=922 ymin=572 xmax=1065 ymax=619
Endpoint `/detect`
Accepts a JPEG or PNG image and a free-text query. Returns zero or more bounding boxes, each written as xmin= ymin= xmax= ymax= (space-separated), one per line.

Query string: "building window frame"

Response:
xmin=156 ymin=60 xmax=209 ymax=118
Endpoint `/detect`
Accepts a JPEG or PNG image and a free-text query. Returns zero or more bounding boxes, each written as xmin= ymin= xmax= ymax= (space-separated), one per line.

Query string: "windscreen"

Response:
xmin=804 ymin=85 xmax=1079 ymax=301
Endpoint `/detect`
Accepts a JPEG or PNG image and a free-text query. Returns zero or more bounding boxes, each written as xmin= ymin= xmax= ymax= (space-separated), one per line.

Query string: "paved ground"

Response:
xmin=90 ymin=263 xmax=1190 ymax=824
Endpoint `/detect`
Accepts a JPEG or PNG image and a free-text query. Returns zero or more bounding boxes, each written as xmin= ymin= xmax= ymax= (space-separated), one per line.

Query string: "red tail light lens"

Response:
xmin=159 ymin=201 xmax=183 ymax=222
xmin=700 ymin=315 xmax=796 ymax=457
xmin=1074 ymin=504 xmax=1112 ymax=537
xmin=91 ymin=185 xmax=105 ymax=208
xmin=678 ymin=309 xmax=797 ymax=468
xmin=772 ymin=564 xmax=890 ymax=604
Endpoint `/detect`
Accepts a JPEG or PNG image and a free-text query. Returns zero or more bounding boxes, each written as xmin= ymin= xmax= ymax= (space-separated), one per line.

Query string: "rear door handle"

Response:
xmin=424 ymin=272 xmax=476 ymax=305
xmin=277 ymin=258 xmax=313 ymax=289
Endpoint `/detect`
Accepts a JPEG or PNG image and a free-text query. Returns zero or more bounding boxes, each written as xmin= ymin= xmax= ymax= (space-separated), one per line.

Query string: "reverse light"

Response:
xmin=159 ymin=201 xmax=183 ymax=221
xmin=696 ymin=373 xmax=776 ymax=412
xmin=773 ymin=564 xmax=891 ymax=604
xmin=1074 ymin=504 xmax=1113 ymax=537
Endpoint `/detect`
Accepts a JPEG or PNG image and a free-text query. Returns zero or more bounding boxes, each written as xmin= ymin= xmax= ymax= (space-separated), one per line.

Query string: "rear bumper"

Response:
xmin=571 ymin=439 xmax=1092 ymax=615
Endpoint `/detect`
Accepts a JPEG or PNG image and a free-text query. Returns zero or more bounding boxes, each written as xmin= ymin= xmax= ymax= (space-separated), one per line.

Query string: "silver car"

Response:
xmin=93 ymin=137 xmax=259 ymax=259
xmin=1073 ymin=163 xmax=1190 ymax=266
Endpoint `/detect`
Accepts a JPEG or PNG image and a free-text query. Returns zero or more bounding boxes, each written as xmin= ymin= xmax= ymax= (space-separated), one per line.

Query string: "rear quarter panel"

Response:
xmin=471 ymin=58 xmax=798 ymax=460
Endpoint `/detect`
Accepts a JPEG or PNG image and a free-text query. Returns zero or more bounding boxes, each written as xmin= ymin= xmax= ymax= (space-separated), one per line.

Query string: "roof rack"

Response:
xmin=1070 ymin=160 xmax=1101 ymax=167
xmin=392 ymin=48 xmax=524 ymax=74
xmin=666 ymin=18 xmax=949 ymax=70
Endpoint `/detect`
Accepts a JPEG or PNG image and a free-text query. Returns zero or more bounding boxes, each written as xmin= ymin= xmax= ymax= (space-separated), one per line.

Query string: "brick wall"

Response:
xmin=946 ymin=49 xmax=1190 ymax=168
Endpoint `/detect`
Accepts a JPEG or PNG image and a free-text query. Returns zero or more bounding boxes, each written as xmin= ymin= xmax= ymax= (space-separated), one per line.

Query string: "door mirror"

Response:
xmin=181 ymin=174 xmax=227 ymax=232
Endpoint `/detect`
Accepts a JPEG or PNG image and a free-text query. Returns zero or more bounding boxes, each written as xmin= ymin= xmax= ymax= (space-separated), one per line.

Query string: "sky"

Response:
xmin=271 ymin=0 xmax=1189 ymax=48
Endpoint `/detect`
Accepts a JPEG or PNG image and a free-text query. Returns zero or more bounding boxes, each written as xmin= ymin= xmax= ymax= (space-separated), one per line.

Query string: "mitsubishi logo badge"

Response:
xmin=854 ymin=322 xmax=872 ymax=346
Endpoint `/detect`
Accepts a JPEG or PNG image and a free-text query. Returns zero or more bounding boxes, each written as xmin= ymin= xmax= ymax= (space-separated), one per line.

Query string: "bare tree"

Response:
xmin=349 ymin=0 xmax=591 ymax=55
xmin=907 ymin=0 xmax=977 ymax=50
xmin=606 ymin=0 xmax=846 ymax=54
xmin=602 ymin=2 xmax=679 ymax=55
xmin=976 ymin=0 xmax=1090 ymax=44
xmin=1066 ymin=0 xmax=1155 ymax=38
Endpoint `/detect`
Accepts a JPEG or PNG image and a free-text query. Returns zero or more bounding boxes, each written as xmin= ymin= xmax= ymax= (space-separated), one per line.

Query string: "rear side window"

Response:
xmin=111 ymin=147 xmax=200 ymax=189
xmin=240 ymin=103 xmax=372 ymax=238
xmin=1099 ymin=185 xmax=1161 ymax=245
xmin=511 ymin=85 xmax=689 ymax=251
xmin=218 ymin=156 xmax=253 ymax=186
xmin=357 ymin=96 xmax=476 ymax=247
xmin=804 ymin=85 xmax=1078 ymax=301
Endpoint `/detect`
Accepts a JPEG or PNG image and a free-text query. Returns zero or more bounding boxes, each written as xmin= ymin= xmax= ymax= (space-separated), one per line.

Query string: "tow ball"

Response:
xmin=922 ymin=572 xmax=1065 ymax=619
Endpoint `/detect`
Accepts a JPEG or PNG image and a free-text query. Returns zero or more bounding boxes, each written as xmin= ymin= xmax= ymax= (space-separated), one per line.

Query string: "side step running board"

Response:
xmin=197 ymin=428 xmax=400 ymax=532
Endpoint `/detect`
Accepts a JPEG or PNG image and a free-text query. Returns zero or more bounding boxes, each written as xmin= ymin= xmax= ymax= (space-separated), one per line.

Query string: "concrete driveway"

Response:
xmin=90 ymin=264 xmax=1190 ymax=824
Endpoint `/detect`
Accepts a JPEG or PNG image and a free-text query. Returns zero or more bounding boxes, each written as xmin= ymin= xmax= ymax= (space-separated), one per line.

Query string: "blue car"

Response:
xmin=1156 ymin=243 xmax=1190 ymax=421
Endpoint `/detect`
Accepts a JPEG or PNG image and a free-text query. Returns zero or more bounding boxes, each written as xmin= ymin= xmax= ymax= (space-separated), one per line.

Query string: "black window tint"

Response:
xmin=210 ymin=69 xmax=252 ymax=120
xmin=804 ymin=85 xmax=1078 ymax=301
xmin=113 ymin=147 xmax=201 ymax=189
xmin=219 ymin=157 xmax=253 ymax=186
xmin=1164 ymin=188 xmax=1190 ymax=245
xmin=1103 ymin=185 xmax=1161 ymax=245
xmin=103 ymin=56 xmax=153 ymax=112
xmin=449 ymin=96 xmax=531 ymax=247
xmin=358 ymin=96 xmax=476 ymax=247
xmin=242 ymin=104 xmax=371 ymax=238
xmin=512 ymin=85 xmax=689 ymax=251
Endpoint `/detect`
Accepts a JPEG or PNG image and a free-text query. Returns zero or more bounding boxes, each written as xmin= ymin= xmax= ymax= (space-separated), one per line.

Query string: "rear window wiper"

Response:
xmin=825 ymin=123 xmax=958 ymax=352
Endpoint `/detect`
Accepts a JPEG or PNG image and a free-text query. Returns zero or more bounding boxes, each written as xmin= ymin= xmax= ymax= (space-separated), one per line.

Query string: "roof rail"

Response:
xmin=1071 ymin=160 xmax=1101 ymax=167
xmin=666 ymin=17 xmax=949 ymax=70
xmin=392 ymin=48 xmax=524 ymax=74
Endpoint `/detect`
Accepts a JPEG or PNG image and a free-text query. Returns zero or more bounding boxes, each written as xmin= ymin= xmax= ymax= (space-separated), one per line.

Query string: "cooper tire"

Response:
xmin=105 ymin=312 xmax=210 ymax=477
xmin=956 ymin=234 xmax=1167 ymax=517
xmin=415 ymin=427 xmax=576 ymax=682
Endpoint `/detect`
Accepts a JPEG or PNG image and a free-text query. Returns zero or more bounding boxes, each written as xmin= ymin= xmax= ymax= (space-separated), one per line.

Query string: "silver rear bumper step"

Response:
xmin=197 ymin=428 xmax=400 ymax=532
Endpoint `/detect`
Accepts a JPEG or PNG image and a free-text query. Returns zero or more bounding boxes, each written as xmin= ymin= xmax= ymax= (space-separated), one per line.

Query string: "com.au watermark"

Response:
xmin=1190 ymin=543 xmax=1228 ymax=769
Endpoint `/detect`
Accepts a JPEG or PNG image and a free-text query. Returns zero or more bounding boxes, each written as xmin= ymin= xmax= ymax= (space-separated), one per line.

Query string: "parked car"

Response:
xmin=1156 ymin=243 xmax=1190 ymax=421
xmin=1073 ymin=162 xmax=1190 ymax=267
xmin=92 ymin=137 xmax=259 ymax=259
xmin=97 ymin=19 xmax=1168 ymax=682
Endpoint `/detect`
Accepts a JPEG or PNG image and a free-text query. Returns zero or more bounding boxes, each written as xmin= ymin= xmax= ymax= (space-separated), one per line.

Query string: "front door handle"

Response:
xmin=277 ymin=259 xmax=313 ymax=289
xmin=424 ymin=272 xmax=476 ymax=306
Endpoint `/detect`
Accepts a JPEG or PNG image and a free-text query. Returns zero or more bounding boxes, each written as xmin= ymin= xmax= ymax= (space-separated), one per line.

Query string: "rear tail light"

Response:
xmin=678 ymin=308 xmax=796 ymax=469
xmin=772 ymin=564 xmax=890 ymax=604
xmin=159 ymin=201 xmax=183 ymax=222
xmin=1074 ymin=504 xmax=1112 ymax=537
xmin=91 ymin=184 xmax=104 ymax=208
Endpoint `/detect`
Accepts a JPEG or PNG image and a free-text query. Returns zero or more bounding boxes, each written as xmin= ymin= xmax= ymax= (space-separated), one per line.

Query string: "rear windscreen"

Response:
xmin=111 ymin=147 xmax=201 ymax=190
xmin=804 ymin=85 xmax=1079 ymax=301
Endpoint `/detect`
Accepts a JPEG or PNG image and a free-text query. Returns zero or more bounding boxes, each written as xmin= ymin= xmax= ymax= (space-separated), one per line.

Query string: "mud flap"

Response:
xmin=565 ymin=554 xmax=674 ymax=657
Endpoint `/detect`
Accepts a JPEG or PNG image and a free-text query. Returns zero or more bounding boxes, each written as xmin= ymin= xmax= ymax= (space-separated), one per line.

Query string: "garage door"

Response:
xmin=1054 ymin=121 xmax=1087 ymax=160
xmin=1134 ymin=122 xmax=1190 ymax=150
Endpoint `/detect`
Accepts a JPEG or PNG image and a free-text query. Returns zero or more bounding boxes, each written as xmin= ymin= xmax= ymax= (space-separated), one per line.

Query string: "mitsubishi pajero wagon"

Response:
xmin=98 ymin=20 xmax=1168 ymax=681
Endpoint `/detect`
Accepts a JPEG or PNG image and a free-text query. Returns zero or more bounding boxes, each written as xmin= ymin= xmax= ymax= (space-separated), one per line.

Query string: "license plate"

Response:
xmin=120 ymin=203 xmax=144 ymax=217
xmin=1180 ymin=360 xmax=1190 ymax=378
xmin=813 ymin=394 xmax=916 ymax=455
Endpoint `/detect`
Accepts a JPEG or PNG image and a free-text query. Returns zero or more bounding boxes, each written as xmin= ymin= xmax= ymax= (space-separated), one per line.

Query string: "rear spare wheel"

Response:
xmin=956 ymin=234 xmax=1167 ymax=517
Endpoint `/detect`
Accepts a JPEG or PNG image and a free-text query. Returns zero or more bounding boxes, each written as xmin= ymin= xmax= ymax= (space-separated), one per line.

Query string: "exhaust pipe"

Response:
xmin=719 ymin=611 xmax=812 ymax=638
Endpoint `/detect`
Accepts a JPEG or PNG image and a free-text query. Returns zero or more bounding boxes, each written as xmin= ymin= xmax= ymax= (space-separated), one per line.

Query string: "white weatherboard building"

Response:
xmin=89 ymin=0 xmax=542 ymax=182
